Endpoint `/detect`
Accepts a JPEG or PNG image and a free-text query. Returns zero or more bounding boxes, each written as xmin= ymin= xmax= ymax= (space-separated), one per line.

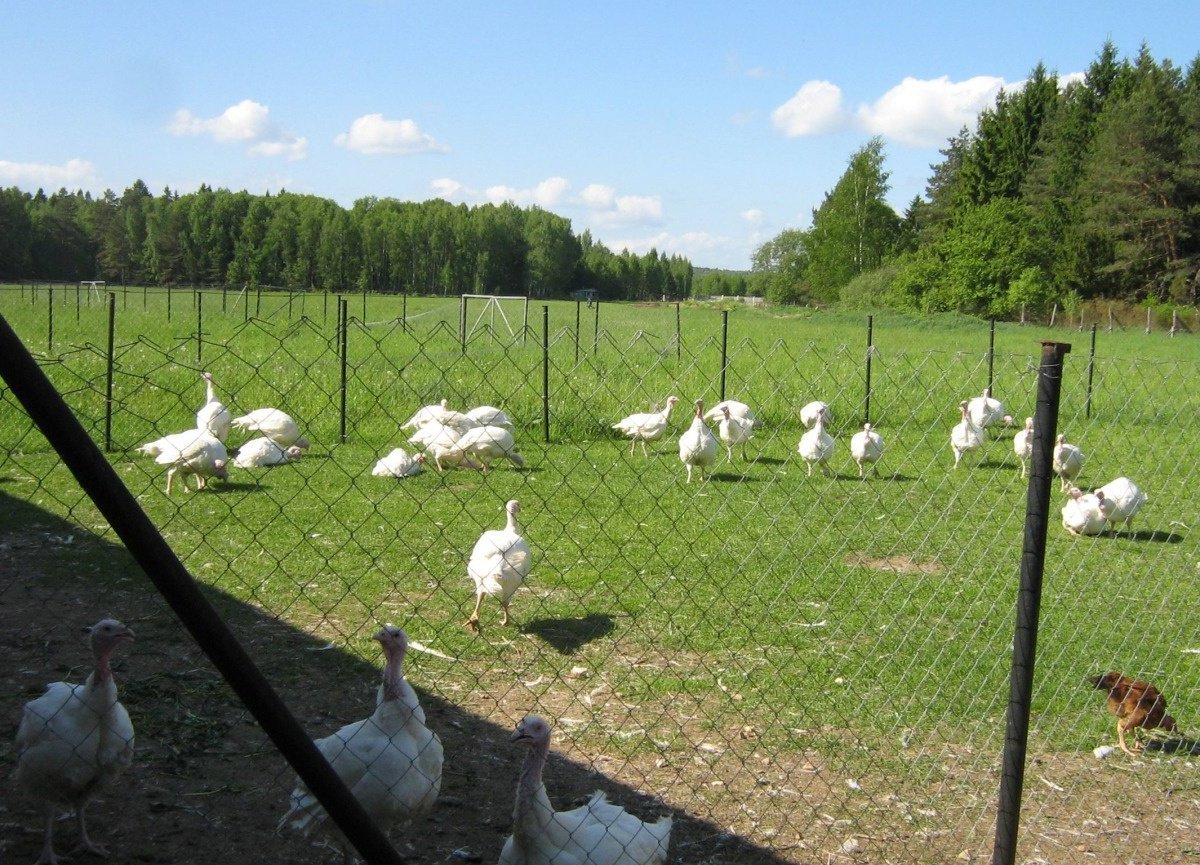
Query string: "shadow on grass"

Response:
xmin=523 ymin=612 xmax=616 ymax=654
xmin=0 ymin=488 xmax=795 ymax=865
xmin=1111 ymin=528 xmax=1184 ymax=543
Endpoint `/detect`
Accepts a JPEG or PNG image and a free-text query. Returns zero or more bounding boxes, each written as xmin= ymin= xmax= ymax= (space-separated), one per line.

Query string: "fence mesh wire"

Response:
xmin=1 ymin=286 xmax=1198 ymax=864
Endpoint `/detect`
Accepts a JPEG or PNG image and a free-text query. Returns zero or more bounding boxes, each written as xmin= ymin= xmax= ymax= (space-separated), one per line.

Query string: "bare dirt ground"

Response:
xmin=2 ymin=497 xmax=1198 ymax=865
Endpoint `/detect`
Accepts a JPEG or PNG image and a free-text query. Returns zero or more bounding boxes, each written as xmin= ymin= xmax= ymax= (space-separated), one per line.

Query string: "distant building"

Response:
xmin=571 ymin=289 xmax=599 ymax=305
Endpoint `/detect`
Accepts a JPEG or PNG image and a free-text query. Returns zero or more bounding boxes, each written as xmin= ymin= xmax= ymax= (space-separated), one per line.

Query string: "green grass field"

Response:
xmin=1 ymin=284 xmax=1197 ymax=850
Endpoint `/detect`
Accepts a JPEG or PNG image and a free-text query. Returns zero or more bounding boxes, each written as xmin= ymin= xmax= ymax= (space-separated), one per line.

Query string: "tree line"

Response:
xmin=0 ymin=182 xmax=694 ymax=302
xmin=753 ymin=41 xmax=1200 ymax=317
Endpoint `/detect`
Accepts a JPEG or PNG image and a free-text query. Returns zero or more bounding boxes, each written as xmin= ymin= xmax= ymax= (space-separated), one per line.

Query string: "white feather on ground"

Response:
xmin=612 ymin=396 xmax=680 ymax=457
xmin=798 ymin=406 xmax=835 ymax=477
xmin=1052 ymin=434 xmax=1085 ymax=491
xmin=233 ymin=437 xmax=303 ymax=468
xmin=14 ymin=619 xmax=135 ymax=865
xmin=279 ymin=625 xmax=442 ymax=865
xmin=371 ymin=448 xmax=427 ymax=478
xmin=231 ymin=408 xmax=310 ymax=449
xmin=1062 ymin=487 xmax=1106 ymax=536
xmin=195 ymin=371 xmax=232 ymax=442
xmin=465 ymin=500 xmax=531 ymax=632
xmin=140 ymin=428 xmax=228 ymax=494
xmin=678 ymin=399 xmax=719 ymax=483
xmin=950 ymin=400 xmax=984 ymax=469
xmin=499 ymin=715 xmax=672 ymax=865
xmin=849 ymin=422 xmax=884 ymax=478
xmin=1094 ymin=477 xmax=1148 ymax=531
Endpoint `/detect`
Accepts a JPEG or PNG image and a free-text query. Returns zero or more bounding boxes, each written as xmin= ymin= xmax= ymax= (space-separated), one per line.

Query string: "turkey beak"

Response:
xmin=121 ymin=627 xmax=135 ymax=641
xmin=510 ymin=728 xmax=530 ymax=743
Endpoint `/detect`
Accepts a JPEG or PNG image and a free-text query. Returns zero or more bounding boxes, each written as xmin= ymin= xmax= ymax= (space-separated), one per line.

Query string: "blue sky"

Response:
xmin=2 ymin=2 xmax=1197 ymax=270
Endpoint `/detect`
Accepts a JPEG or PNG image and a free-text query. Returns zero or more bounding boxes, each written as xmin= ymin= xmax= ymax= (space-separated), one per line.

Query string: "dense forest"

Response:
xmin=0 ymin=183 xmax=695 ymax=302
xmin=2 ymin=41 xmax=1197 ymax=316
xmin=753 ymin=41 xmax=1200 ymax=314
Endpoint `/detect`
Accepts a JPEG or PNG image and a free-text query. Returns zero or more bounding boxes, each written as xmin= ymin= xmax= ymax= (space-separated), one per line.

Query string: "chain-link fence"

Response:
xmin=1 ymin=287 xmax=1197 ymax=864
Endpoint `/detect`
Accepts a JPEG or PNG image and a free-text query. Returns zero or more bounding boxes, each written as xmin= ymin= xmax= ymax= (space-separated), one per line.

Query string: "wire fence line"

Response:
xmin=1 ymin=294 xmax=1198 ymax=865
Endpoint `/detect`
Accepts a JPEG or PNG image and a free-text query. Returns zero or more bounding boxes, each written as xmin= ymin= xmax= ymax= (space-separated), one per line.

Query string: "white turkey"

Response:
xmin=279 ymin=625 xmax=442 ymax=865
xmin=704 ymin=399 xmax=762 ymax=430
xmin=422 ymin=425 xmax=482 ymax=472
xmin=950 ymin=400 xmax=984 ymax=469
xmin=849 ymin=422 xmax=884 ymax=478
xmin=401 ymin=399 xmax=453 ymax=431
xmin=233 ymin=436 xmax=303 ymax=468
xmin=1061 ymin=487 xmax=1106 ymax=536
xmin=140 ymin=428 xmax=228 ymax=494
xmin=455 ymin=425 xmax=525 ymax=471
xmin=612 ymin=396 xmax=680 ymax=457
xmin=371 ymin=448 xmax=427 ymax=478
xmin=717 ymin=405 xmax=755 ymax=461
xmin=1094 ymin=477 xmax=1148 ymax=532
xmin=499 ymin=715 xmax=672 ymax=865
xmin=677 ymin=399 xmax=719 ymax=483
xmin=1013 ymin=417 xmax=1034 ymax=478
xmin=408 ymin=421 xmax=460 ymax=449
xmin=466 ymin=405 xmax=513 ymax=428
xmin=967 ymin=387 xmax=1013 ymax=433
xmin=231 ymin=407 xmax=310 ymax=449
xmin=800 ymin=400 xmax=830 ymax=429
xmin=466 ymin=499 xmax=531 ymax=632
xmin=1052 ymin=434 xmax=1085 ymax=491
xmin=797 ymin=405 xmax=835 ymax=477
xmin=14 ymin=618 xmax=135 ymax=865
xmin=195 ymin=370 xmax=232 ymax=442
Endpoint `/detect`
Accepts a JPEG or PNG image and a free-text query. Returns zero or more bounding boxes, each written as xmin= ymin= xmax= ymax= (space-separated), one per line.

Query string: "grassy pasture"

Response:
xmin=2 ymin=285 xmax=1198 ymax=855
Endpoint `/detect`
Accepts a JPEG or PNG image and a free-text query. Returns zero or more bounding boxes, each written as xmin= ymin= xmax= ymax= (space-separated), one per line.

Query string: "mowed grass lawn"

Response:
xmin=1 ymin=285 xmax=1197 ymax=768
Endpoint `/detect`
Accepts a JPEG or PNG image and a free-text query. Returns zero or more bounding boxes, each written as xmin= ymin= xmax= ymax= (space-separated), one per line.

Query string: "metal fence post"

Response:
xmin=864 ymin=314 xmax=874 ymax=425
xmin=0 ymin=311 xmax=407 ymax=865
xmin=542 ymin=305 xmax=551 ymax=444
xmin=339 ymin=298 xmax=349 ymax=444
xmin=196 ymin=291 xmax=203 ymax=364
xmin=675 ymin=302 xmax=681 ymax=362
xmin=987 ymin=318 xmax=996 ymax=392
xmin=105 ymin=293 xmax=116 ymax=452
xmin=991 ymin=339 xmax=1071 ymax=865
xmin=719 ymin=309 xmax=729 ymax=402
xmin=592 ymin=298 xmax=599 ymax=356
xmin=47 ymin=284 xmax=53 ymax=352
xmin=1085 ymin=324 xmax=1097 ymax=420
xmin=574 ymin=300 xmax=580 ymax=366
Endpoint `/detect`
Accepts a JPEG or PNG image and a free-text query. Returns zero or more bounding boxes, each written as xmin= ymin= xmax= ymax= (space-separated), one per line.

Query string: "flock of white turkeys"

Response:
xmin=13 ymin=617 xmax=671 ymax=865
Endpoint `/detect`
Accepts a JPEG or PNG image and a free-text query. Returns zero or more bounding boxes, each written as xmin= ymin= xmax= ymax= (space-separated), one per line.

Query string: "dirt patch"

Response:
xmin=845 ymin=553 xmax=946 ymax=576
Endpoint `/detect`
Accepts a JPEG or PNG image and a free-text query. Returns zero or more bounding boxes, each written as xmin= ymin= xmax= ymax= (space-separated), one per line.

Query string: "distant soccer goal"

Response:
xmin=79 ymin=280 xmax=106 ymax=301
xmin=459 ymin=294 xmax=530 ymax=344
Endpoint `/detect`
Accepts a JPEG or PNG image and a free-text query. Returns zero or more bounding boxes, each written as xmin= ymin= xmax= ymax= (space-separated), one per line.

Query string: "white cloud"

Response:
xmin=579 ymin=183 xmax=616 ymax=208
xmin=740 ymin=208 xmax=764 ymax=225
xmin=771 ymin=80 xmax=848 ymax=137
xmin=167 ymin=99 xmax=308 ymax=160
xmin=431 ymin=176 xmax=661 ymax=226
xmin=856 ymin=75 xmax=1006 ymax=148
xmin=334 ymin=113 xmax=448 ymax=155
xmin=771 ymin=71 xmax=1085 ymax=150
xmin=430 ymin=178 xmax=464 ymax=199
xmin=0 ymin=158 xmax=96 ymax=187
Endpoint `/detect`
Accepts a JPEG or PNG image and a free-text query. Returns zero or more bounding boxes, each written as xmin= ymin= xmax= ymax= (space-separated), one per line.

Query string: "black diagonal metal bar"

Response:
xmin=992 ymin=339 xmax=1071 ymax=865
xmin=0 ymin=311 xmax=406 ymax=865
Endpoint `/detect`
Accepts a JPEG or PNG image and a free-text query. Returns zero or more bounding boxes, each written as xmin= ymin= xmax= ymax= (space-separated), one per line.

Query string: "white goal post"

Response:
xmin=459 ymin=294 xmax=530 ymax=343
xmin=79 ymin=280 xmax=106 ymax=301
